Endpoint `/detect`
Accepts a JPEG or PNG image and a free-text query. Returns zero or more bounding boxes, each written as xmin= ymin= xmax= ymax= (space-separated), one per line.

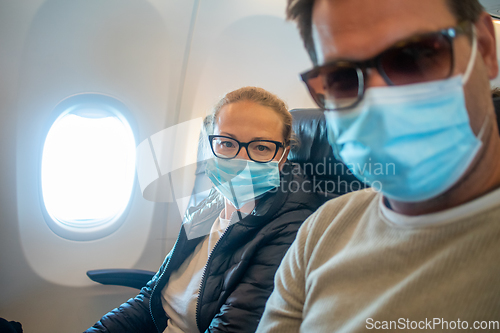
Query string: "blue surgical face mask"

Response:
xmin=324 ymin=30 xmax=486 ymax=202
xmin=205 ymin=157 xmax=282 ymax=209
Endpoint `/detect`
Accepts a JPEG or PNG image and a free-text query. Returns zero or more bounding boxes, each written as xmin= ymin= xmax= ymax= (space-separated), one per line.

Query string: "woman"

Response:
xmin=85 ymin=87 xmax=322 ymax=333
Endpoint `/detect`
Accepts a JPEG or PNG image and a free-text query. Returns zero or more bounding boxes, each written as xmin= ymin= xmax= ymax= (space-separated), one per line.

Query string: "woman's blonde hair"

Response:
xmin=206 ymin=86 xmax=295 ymax=147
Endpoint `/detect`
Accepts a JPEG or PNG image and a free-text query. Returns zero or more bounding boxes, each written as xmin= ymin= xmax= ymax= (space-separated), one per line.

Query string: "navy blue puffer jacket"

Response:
xmin=85 ymin=162 xmax=322 ymax=333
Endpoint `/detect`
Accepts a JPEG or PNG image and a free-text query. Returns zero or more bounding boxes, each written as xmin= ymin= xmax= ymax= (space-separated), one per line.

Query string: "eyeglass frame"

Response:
xmin=300 ymin=21 xmax=472 ymax=111
xmin=208 ymin=135 xmax=285 ymax=163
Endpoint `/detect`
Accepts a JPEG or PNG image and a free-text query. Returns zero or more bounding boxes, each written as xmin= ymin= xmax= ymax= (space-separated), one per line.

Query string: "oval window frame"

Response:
xmin=39 ymin=93 xmax=138 ymax=241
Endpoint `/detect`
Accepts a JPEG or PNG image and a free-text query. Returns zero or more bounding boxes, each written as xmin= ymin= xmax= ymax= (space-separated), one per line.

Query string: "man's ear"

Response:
xmin=475 ymin=11 xmax=499 ymax=80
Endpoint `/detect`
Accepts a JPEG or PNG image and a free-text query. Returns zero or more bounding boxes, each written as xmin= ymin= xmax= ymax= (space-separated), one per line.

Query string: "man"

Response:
xmin=256 ymin=0 xmax=500 ymax=332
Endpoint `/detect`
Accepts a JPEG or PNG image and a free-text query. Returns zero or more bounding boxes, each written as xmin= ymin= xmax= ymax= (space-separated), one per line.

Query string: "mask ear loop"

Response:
xmin=277 ymin=146 xmax=288 ymax=163
xmin=228 ymin=181 xmax=244 ymax=220
xmin=460 ymin=25 xmax=489 ymax=142
xmin=477 ymin=114 xmax=490 ymax=140
xmin=462 ymin=25 xmax=478 ymax=84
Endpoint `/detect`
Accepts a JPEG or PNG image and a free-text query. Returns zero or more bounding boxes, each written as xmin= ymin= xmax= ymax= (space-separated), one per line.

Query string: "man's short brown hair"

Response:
xmin=286 ymin=0 xmax=484 ymax=65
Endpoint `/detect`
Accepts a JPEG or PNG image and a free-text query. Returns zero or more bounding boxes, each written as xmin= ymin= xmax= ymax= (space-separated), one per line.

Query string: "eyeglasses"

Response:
xmin=209 ymin=135 xmax=284 ymax=163
xmin=300 ymin=22 xmax=472 ymax=111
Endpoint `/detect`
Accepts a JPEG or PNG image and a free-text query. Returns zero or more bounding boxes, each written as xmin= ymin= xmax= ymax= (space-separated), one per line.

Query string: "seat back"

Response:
xmin=288 ymin=109 xmax=367 ymax=202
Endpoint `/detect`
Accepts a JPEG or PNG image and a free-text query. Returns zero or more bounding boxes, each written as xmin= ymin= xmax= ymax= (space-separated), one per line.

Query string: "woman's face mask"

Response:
xmin=205 ymin=158 xmax=282 ymax=209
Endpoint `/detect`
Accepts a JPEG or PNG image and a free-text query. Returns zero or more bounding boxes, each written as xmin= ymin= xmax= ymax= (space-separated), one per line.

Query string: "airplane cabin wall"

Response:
xmin=2 ymin=2 xmax=500 ymax=333
xmin=0 ymin=1 xmax=314 ymax=332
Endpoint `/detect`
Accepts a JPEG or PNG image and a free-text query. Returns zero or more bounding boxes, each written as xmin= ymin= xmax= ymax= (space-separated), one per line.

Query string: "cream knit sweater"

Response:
xmin=257 ymin=188 xmax=500 ymax=332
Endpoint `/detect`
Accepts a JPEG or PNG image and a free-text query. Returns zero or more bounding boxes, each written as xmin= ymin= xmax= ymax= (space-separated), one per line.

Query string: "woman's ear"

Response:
xmin=475 ymin=11 xmax=499 ymax=80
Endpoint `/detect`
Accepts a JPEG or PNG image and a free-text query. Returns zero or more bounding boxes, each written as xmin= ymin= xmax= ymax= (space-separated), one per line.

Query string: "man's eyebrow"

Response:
xmin=320 ymin=27 xmax=447 ymax=65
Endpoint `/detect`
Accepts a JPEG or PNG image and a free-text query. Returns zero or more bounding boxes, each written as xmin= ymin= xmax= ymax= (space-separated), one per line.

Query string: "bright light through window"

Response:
xmin=42 ymin=110 xmax=136 ymax=227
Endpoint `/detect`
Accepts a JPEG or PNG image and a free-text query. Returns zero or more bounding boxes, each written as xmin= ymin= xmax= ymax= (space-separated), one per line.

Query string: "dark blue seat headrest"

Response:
xmin=288 ymin=109 xmax=330 ymax=163
xmin=288 ymin=109 xmax=366 ymax=198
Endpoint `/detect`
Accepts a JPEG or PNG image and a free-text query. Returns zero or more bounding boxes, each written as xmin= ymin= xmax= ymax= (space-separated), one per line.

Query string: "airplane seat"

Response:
xmin=87 ymin=108 xmax=367 ymax=289
xmin=86 ymin=268 xmax=157 ymax=290
xmin=288 ymin=108 xmax=367 ymax=203
xmin=0 ymin=317 xmax=23 ymax=333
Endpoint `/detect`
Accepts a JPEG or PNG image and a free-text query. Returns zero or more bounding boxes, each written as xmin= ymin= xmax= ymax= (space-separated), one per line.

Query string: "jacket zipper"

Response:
xmin=195 ymin=223 xmax=234 ymax=331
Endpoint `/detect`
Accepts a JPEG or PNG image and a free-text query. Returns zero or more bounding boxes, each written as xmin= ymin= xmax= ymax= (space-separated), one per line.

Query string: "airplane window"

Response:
xmin=41 ymin=95 xmax=136 ymax=240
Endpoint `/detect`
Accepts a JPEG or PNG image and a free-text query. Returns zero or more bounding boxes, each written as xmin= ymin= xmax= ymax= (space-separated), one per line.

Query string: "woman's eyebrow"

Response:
xmin=218 ymin=132 xmax=276 ymax=141
xmin=218 ymin=132 xmax=236 ymax=138
xmin=251 ymin=136 xmax=273 ymax=141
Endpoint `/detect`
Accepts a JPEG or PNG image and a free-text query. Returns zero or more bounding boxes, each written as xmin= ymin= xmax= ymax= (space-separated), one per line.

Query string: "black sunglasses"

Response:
xmin=300 ymin=21 xmax=472 ymax=111
xmin=208 ymin=135 xmax=284 ymax=163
